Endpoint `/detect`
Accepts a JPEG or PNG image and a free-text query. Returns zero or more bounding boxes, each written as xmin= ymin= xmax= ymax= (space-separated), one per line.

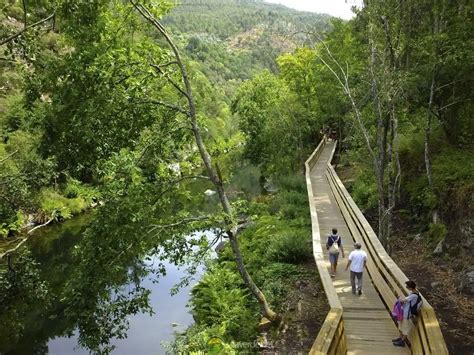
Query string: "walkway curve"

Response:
xmin=305 ymin=139 xmax=448 ymax=354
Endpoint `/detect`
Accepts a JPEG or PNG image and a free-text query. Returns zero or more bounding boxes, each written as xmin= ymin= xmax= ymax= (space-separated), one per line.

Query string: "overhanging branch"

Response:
xmin=150 ymin=63 xmax=188 ymax=98
xmin=0 ymin=13 xmax=55 ymax=46
xmin=133 ymin=98 xmax=189 ymax=115
xmin=148 ymin=215 xmax=212 ymax=234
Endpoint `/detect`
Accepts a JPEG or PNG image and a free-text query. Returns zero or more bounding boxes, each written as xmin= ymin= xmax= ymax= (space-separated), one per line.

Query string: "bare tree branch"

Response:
xmin=316 ymin=49 xmax=376 ymax=160
xmin=0 ymin=218 xmax=54 ymax=259
xmin=148 ymin=215 xmax=212 ymax=234
xmin=0 ymin=150 xmax=18 ymax=164
xmin=155 ymin=61 xmax=178 ymax=69
xmin=27 ymin=218 xmax=55 ymax=235
xmin=150 ymin=63 xmax=189 ymax=98
xmin=438 ymin=98 xmax=469 ymax=112
xmin=435 ymin=79 xmax=464 ymax=91
xmin=0 ymin=13 xmax=55 ymax=46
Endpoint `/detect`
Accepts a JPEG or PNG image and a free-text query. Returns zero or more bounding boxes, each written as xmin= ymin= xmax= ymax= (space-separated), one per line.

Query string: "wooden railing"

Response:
xmin=305 ymin=138 xmax=347 ymax=354
xmin=306 ymin=138 xmax=448 ymax=354
xmin=326 ymin=158 xmax=449 ymax=354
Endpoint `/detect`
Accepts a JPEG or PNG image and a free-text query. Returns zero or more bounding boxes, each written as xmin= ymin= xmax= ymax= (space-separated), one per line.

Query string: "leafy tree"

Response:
xmin=129 ymin=0 xmax=280 ymax=324
xmin=232 ymin=70 xmax=315 ymax=175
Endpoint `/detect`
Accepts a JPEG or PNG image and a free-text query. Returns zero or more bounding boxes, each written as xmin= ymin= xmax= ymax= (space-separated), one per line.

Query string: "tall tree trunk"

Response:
xmin=425 ymin=1 xmax=445 ymax=225
xmin=369 ymin=35 xmax=390 ymax=247
xmin=130 ymin=1 xmax=280 ymax=322
xmin=425 ymin=74 xmax=438 ymax=224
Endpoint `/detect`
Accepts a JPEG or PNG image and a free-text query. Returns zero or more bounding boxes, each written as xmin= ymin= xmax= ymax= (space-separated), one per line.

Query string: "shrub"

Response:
xmin=351 ymin=170 xmax=378 ymax=211
xmin=64 ymin=178 xmax=101 ymax=204
xmin=258 ymin=263 xmax=307 ymax=308
xmin=37 ymin=187 xmax=92 ymax=222
xmin=0 ymin=212 xmax=23 ymax=238
xmin=169 ymin=323 xmax=237 ymax=354
xmin=428 ymin=223 xmax=447 ymax=243
xmin=190 ymin=266 xmax=258 ymax=341
xmin=270 ymin=189 xmax=309 ymax=219
xmin=266 ymin=230 xmax=312 ymax=263
xmin=37 ymin=189 xmax=72 ymax=221
xmin=276 ymin=174 xmax=307 ymax=193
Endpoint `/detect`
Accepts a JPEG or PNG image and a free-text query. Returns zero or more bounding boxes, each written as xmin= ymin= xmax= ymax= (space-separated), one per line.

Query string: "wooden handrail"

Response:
xmin=305 ymin=137 xmax=347 ymax=354
xmin=326 ymin=163 xmax=448 ymax=354
xmin=306 ymin=138 xmax=447 ymax=354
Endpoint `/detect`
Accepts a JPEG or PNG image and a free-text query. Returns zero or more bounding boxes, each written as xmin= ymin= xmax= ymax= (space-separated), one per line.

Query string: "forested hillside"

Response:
xmin=163 ymin=0 xmax=330 ymax=93
xmin=0 ymin=0 xmax=472 ymax=354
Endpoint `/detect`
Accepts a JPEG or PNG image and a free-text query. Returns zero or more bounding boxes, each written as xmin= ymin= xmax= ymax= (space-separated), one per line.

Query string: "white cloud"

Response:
xmin=264 ymin=0 xmax=362 ymax=20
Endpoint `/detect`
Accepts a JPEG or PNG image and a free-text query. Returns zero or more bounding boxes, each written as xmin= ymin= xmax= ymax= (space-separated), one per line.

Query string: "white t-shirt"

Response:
xmin=348 ymin=249 xmax=367 ymax=273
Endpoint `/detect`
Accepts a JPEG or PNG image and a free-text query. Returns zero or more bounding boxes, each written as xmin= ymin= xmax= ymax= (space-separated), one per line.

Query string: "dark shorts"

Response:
xmin=329 ymin=252 xmax=339 ymax=264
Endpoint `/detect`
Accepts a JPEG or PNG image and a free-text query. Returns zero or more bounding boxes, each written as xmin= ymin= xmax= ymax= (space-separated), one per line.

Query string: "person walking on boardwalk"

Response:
xmin=326 ymin=228 xmax=344 ymax=277
xmin=392 ymin=280 xmax=422 ymax=348
xmin=345 ymin=242 xmax=367 ymax=295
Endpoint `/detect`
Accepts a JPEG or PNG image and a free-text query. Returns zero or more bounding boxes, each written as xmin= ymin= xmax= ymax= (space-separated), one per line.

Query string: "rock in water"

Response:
xmin=204 ymin=189 xmax=216 ymax=196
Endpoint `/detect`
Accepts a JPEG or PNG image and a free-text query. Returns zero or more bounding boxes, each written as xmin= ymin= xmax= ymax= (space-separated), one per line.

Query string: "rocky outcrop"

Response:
xmin=460 ymin=220 xmax=474 ymax=255
xmin=459 ymin=267 xmax=474 ymax=295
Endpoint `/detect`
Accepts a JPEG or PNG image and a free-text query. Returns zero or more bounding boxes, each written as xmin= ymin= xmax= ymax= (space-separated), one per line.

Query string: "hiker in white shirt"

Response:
xmin=345 ymin=242 xmax=367 ymax=295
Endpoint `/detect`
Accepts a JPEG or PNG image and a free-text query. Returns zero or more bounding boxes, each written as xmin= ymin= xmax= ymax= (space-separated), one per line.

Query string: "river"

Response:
xmin=1 ymin=164 xmax=261 ymax=354
xmin=48 ymin=262 xmax=199 ymax=355
xmin=1 ymin=214 xmax=210 ymax=355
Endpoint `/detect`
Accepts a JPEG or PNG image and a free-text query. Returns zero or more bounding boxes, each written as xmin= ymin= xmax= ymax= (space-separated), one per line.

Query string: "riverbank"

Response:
xmin=0 ymin=175 xmax=101 ymax=241
xmin=170 ymin=175 xmax=328 ymax=353
xmin=0 ymin=181 xmax=101 ymax=257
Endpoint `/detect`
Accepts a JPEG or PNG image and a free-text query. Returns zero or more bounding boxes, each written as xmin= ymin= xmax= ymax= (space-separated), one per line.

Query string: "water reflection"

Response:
xmin=48 ymin=261 xmax=201 ymax=354
xmin=1 ymin=163 xmax=259 ymax=354
xmin=0 ymin=214 xmax=210 ymax=355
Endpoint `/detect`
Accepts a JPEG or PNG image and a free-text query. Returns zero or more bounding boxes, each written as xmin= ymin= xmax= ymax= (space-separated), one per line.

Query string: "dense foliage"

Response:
xmin=1 ymin=0 xmax=331 ymax=353
xmin=1 ymin=0 xmax=472 ymax=353
xmin=0 ymin=0 xmax=331 ymax=235
xmin=169 ymin=175 xmax=315 ymax=353
xmin=232 ymin=0 xmax=473 ymax=250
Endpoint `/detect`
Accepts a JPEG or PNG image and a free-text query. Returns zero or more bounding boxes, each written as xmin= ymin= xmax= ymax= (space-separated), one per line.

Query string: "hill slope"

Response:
xmin=163 ymin=0 xmax=331 ymax=93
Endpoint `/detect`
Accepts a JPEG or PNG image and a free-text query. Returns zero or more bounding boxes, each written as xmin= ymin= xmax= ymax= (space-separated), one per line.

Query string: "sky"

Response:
xmin=264 ymin=0 xmax=363 ymax=20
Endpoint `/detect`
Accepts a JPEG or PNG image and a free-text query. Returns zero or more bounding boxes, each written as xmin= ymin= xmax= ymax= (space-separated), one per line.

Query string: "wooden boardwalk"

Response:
xmin=310 ymin=141 xmax=408 ymax=354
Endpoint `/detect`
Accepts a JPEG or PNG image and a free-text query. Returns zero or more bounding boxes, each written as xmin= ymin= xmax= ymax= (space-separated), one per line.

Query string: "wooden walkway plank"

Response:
xmin=306 ymin=139 xmax=447 ymax=354
xmin=310 ymin=141 xmax=410 ymax=354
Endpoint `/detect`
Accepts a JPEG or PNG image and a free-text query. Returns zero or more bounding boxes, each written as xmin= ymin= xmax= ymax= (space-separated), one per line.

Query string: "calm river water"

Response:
xmin=1 ymin=164 xmax=261 ymax=355
xmin=47 ymin=261 xmax=199 ymax=355
xmin=2 ymin=214 xmax=209 ymax=355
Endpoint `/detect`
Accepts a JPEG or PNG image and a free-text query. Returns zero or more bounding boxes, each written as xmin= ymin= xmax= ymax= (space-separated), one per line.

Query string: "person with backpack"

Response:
xmin=392 ymin=280 xmax=423 ymax=347
xmin=345 ymin=242 xmax=367 ymax=295
xmin=326 ymin=228 xmax=345 ymax=277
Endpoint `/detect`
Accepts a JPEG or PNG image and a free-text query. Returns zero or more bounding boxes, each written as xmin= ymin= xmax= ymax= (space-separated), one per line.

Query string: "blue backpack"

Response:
xmin=409 ymin=292 xmax=423 ymax=318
